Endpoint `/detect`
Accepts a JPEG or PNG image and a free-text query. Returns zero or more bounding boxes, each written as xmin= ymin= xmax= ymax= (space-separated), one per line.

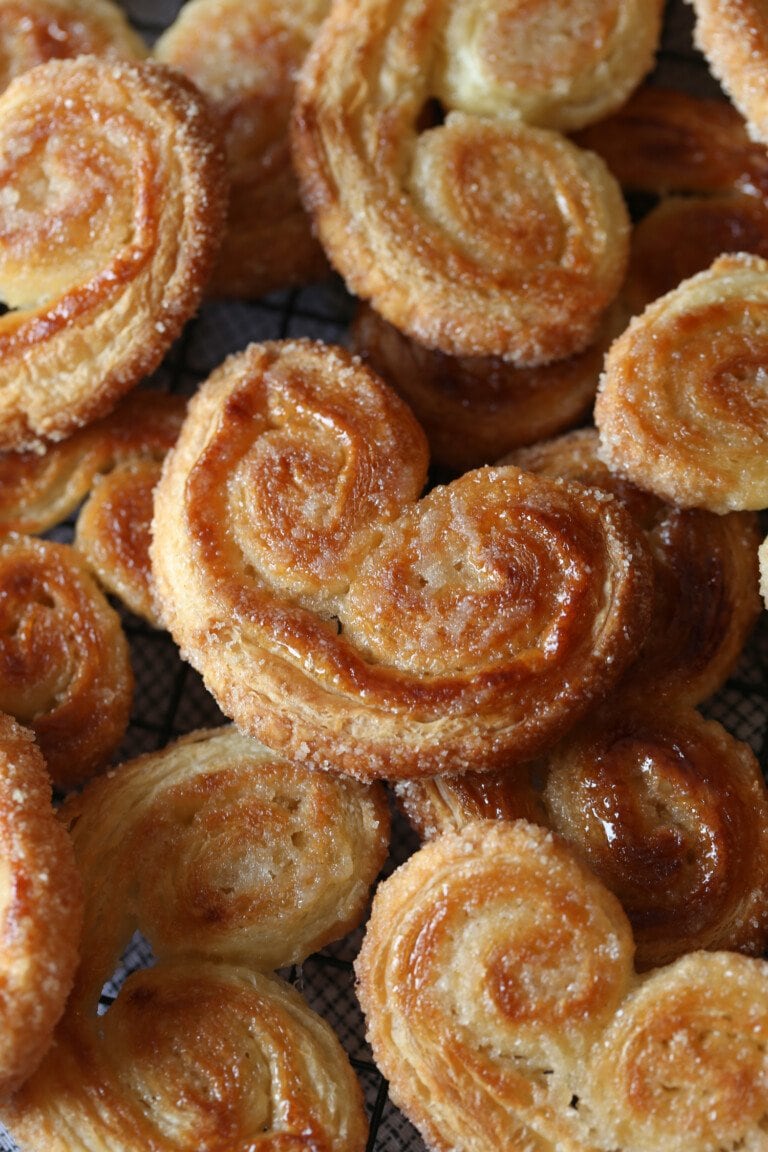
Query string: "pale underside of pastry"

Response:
xmin=0 ymin=56 xmax=227 ymax=450
xmin=292 ymin=0 xmax=634 ymax=365
xmin=151 ymin=339 xmax=654 ymax=780
xmin=3 ymin=726 xmax=382 ymax=1150
xmin=356 ymin=820 xmax=768 ymax=1152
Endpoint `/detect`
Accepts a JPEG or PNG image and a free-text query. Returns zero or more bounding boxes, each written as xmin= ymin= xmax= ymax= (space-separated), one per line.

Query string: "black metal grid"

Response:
xmin=1 ymin=1 xmax=767 ymax=1149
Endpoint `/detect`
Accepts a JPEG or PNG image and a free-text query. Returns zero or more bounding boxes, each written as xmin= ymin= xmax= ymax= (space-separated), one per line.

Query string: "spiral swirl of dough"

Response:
xmin=155 ymin=0 xmax=330 ymax=298
xmin=0 ymin=534 xmax=132 ymax=790
xmin=0 ymin=713 xmax=82 ymax=1097
xmin=509 ymin=428 xmax=761 ymax=705
xmin=356 ymin=821 xmax=635 ymax=1152
xmin=595 ymin=252 xmax=768 ymax=512
xmin=690 ymin=0 xmax=768 ymax=146
xmin=0 ymin=56 xmax=226 ymax=450
xmin=357 ymin=821 xmax=768 ymax=1152
xmin=152 ymin=340 xmax=653 ymax=779
xmin=3 ymin=726 xmax=383 ymax=1149
xmin=0 ymin=0 xmax=146 ymax=92
xmin=350 ymin=302 xmax=618 ymax=472
xmin=292 ymin=0 xmax=631 ymax=365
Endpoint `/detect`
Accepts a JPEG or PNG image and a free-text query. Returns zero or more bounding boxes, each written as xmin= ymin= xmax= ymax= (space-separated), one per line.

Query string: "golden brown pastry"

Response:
xmin=152 ymin=340 xmax=654 ymax=780
xmin=349 ymin=303 xmax=621 ymax=472
xmin=0 ymin=534 xmax=133 ymax=790
xmin=623 ymin=192 xmax=768 ymax=315
xmin=507 ymin=428 xmax=761 ymax=705
xmin=434 ymin=0 xmax=663 ymax=132
xmin=760 ymin=533 xmax=768 ymax=607
xmin=155 ymin=0 xmax=330 ymax=298
xmin=596 ymin=252 xmax=768 ymax=512
xmin=689 ymin=0 xmax=768 ymax=145
xmin=572 ymin=83 xmax=768 ymax=197
xmin=397 ymin=704 xmax=768 ymax=968
xmin=356 ymin=820 xmax=768 ymax=1152
xmin=3 ymin=725 xmax=382 ymax=1150
xmin=0 ymin=713 xmax=82 ymax=1097
xmin=0 ymin=0 xmax=146 ymax=91
xmin=0 ymin=56 xmax=226 ymax=450
xmin=292 ymin=0 xmax=631 ymax=365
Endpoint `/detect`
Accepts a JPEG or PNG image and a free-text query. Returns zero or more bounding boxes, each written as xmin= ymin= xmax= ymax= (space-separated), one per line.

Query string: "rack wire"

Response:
xmin=1 ymin=1 xmax=767 ymax=1149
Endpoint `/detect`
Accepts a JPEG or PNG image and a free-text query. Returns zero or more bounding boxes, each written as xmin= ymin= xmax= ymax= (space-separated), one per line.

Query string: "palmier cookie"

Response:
xmin=596 ymin=252 xmax=768 ymax=512
xmin=507 ymin=428 xmax=761 ymax=705
xmin=398 ymin=703 xmax=768 ymax=969
xmin=155 ymin=0 xmax=330 ymax=298
xmin=0 ymin=714 xmax=82 ymax=1097
xmin=3 ymin=726 xmax=384 ymax=1150
xmin=0 ymin=0 xmax=146 ymax=92
xmin=356 ymin=820 xmax=768 ymax=1152
xmin=151 ymin=340 xmax=653 ymax=780
xmin=689 ymin=0 xmax=768 ymax=145
xmin=292 ymin=0 xmax=631 ymax=365
xmin=0 ymin=56 xmax=226 ymax=450
xmin=0 ymin=535 xmax=132 ymax=790
xmin=350 ymin=303 xmax=621 ymax=472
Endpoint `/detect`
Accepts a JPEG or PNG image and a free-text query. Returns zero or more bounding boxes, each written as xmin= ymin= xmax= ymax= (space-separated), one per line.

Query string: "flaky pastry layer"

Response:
xmin=0 ymin=56 xmax=226 ymax=449
xmin=356 ymin=821 xmax=768 ymax=1152
xmin=292 ymin=0 xmax=630 ymax=364
xmin=155 ymin=0 xmax=329 ymax=298
xmin=152 ymin=340 xmax=653 ymax=779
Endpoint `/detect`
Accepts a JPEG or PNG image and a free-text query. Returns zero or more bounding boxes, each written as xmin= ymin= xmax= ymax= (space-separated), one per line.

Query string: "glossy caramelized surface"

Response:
xmin=356 ymin=821 xmax=768 ymax=1152
xmin=156 ymin=0 xmax=330 ymax=298
xmin=292 ymin=0 xmax=633 ymax=364
xmin=0 ymin=56 xmax=226 ymax=450
xmin=3 ymin=726 xmax=382 ymax=1150
xmin=596 ymin=252 xmax=768 ymax=512
xmin=0 ymin=535 xmax=132 ymax=790
xmin=0 ymin=714 xmax=81 ymax=1098
xmin=151 ymin=340 xmax=653 ymax=779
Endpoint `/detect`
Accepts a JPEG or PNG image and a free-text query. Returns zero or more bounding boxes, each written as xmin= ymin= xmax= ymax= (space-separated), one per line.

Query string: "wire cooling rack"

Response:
xmin=2 ymin=2 xmax=768 ymax=1149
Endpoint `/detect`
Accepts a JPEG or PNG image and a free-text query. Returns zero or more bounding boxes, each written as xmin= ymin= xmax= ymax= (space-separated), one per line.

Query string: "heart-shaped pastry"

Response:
xmin=356 ymin=820 xmax=768 ymax=1152
xmin=151 ymin=340 xmax=653 ymax=779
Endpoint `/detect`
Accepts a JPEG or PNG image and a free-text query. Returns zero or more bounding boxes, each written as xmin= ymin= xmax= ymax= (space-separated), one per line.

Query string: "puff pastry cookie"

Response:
xmin=0 ymin=535 xmax=133 ymax=790
xmin=152 ymin=340 xmax=653 ymax=780
xmin=0 ymin=0 xmax=146 ymax=91
xmin=0 ymin=714 xmax=82 ymax=1097
xmin=0 ymin=56 xmax=226 ymax=450
xmin=292 ymin=0 xmax=631 ymax=364
xmin=399 ymin=704 xmax=768 ymax=968
xmin=350 ymin=303 xmax=620 ymax=472
xmin=596 ymin=252 xmax=768 ymax=512
xmin=689 ymin=0 xmax=768 ymax=145
xmin=507 ymin=428 xmax=761 ymax=705
xmin=3 ymin=725 xmax=381 ymax=1150
xmin=356 ymin=820 xmax=768 ymax=1152
xmin=155 ymin=0 xmax=329 ymax=298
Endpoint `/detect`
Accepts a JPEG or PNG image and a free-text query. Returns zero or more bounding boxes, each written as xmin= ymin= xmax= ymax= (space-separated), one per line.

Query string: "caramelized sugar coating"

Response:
xmin=0 ymin=714 xmax=82 ymax=1097
xmin=3 ymin=726 xmax=382 ymax=1149
xmin=690 ymin=0 xmax=768 ymax=145
xmin=356 ymin=821 xmax=768 ymax=1152
xmin=155 ymin=0 xmax=329 ymax=298
xmin=0 ymin=57 xmax=226 ymax=450
xmin=350 ymin=303 xmax=619 ymax=472
xmin=397 ymin=705 xmax=768 ymax=969
xmin=572 ymin=84 xmax=768 ymax=197
xmin=507 ymin=428 xmax=761 ymax=705
xmin=152 ymin=340 xmax=653 ymax=780
xmin=0 ymin=535 xmax=132 ymax=790
xmin=0 ymin=0 xmax=146 ymax=91
xmin=596 ymin=252 xmax=768 ymax=512
xmin=434 ymin=0 xmax=663 ymax=131
xmin=292 ymin=0 xmax=630 ymax=365
xmin=624 ymin=192 xmax=768 ymax=315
